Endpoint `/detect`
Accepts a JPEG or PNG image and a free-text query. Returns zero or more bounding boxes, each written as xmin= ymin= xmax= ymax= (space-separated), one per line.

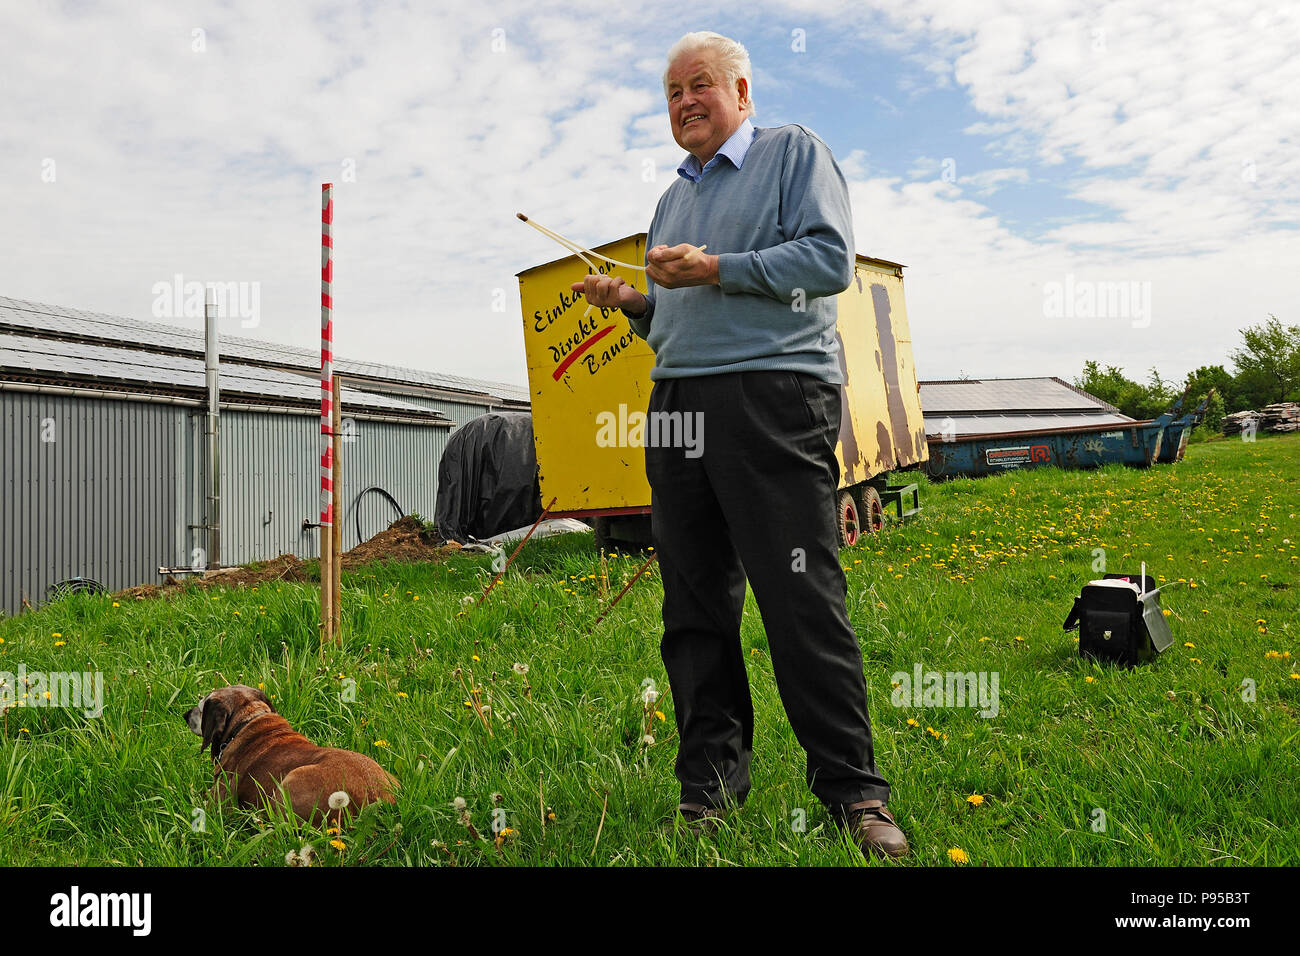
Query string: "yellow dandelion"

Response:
xmin=966 ymin=794 xmax=984 ymax=806
xmin=1084 ymin=676 xmax=1095 ymax=683
xmin=948 ymin=847 xmax=969 ymax=865
xmin=396 ymin=692 xmax=408 ymax=699
xmin=330 ymin=839 xmax=346 ymax=851
xmin=906 ymin=718 xmax=920 ymax=727
xmin=54 ymin=641 xmax=66 ymax=647
xmin=1183 ymin=642 xmax=1195 ymax=649
xmin=373 ymin=740 xmax=389 ymax=747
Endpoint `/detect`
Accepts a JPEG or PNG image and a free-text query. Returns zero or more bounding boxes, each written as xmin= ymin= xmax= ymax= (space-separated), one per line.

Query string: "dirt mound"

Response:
xmin=115 ymin=553 xmax=311 ymax=601
xmin=342 ymin=516 xmax=461 ymax=567
xmin=114 ymin=519 xmax=462 ymax=602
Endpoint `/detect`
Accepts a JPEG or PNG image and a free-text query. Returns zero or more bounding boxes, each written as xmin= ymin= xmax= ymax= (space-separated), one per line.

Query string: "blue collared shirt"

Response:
xmin=676 ymin=118 xmax=755 ymax=183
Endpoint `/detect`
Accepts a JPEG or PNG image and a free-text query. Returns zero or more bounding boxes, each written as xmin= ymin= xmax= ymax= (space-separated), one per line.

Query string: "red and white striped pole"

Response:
xmin=320 ymin=183 xmax=335 ymax=642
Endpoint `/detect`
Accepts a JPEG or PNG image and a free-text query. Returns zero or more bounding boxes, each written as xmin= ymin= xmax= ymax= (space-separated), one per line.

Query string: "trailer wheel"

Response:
xmin=858 ymin=486 xmax=885 ymax=533
xmin=836 ymin=490 xmax=862 ymax=548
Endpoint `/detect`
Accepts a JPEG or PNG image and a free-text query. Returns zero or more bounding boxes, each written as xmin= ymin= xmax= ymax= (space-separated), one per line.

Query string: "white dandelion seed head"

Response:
xmin=512 ymin=662 xmax=529 ymax=675
xmin=641 ymin=687 xmax=659 ymax=705
xmin=285 ymin=849 xmax=300 ymax=866
xmin=298 ymin=845 xmax=315 ymax=865
xmin=452 ymin=796 xmax=467 ymax=811
xmin=460 ymin=595 xmax=475 ymax=605
xmin=642 ymin=734 xmax=655 ymax=745
xmin=328 ymin=791 xmax=350 ymax=810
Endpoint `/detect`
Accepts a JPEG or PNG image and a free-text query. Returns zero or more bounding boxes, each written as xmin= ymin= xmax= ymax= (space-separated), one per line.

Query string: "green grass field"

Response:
xmin=1 ymin=433 xmax=1296 ymax=867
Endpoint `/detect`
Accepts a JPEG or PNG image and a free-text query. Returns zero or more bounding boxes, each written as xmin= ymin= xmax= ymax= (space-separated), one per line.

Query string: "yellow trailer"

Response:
xmin=516 ymin=234 xmax=928 ymax=548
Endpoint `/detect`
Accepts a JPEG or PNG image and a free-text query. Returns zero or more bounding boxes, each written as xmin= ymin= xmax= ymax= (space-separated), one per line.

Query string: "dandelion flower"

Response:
xmin=452 ymin=797 xmax=467 ymax=811
xmin=1084 ymin=676 xmax=1095 ymax=684
xmin=512 ymin=662 xmax=529 ymax=675
xmin=966 ymin=794 xmax=984 ymax=806
xmin=328 ymin=791 xmax=351 ymax=811
xmin=642 ymin=734 xmax=655 ymax=745
xmin=641 ymin=686 xmax=659 ymax=706
xmin=948 ymin=847 xmax=970 ymax=865
xmin=330 ymin=839 xmax=346 ymax=851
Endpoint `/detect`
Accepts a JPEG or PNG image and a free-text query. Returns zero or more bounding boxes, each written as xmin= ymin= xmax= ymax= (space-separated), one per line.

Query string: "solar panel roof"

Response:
xmin=0 ymin=332 xmax=449 ymax=418
xmin=0 ymin=296 xmax=529 ymax=405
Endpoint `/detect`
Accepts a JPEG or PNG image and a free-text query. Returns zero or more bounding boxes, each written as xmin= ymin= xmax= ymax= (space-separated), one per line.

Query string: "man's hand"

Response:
xmin=645 ymin=243 xmax=719 ymax=289
xmin=570 ymin=274 xmax=648 ymax=315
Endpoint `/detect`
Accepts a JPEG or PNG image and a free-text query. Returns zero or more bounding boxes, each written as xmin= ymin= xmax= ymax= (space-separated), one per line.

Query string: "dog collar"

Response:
xmin=214 ymin=715 xmax=259 ymax=764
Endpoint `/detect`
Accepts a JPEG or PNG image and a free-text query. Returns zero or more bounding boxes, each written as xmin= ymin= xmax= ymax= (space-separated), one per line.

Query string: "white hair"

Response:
xmin=662 ymin=31 xmax=756 ymax=118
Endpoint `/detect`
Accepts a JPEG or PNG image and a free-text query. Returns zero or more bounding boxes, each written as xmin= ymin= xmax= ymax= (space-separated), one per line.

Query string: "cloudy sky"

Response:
xmin=2 ymin=0 xmax=1295 ymax=390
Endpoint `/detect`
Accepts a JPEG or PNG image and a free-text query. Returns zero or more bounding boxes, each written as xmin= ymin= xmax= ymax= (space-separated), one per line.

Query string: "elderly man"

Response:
xmin=573 ymin=31 xmax=908 ymax=860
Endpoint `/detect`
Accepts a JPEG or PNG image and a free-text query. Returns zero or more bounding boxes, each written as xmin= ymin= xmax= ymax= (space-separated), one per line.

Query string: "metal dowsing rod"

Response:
xmin=472 ymin=497 xmax=558 ymax=611
xmin=332 ymin=375 xmax=343 ymax=640
xmin=588 ymin=551 xmax=659 ymax=633
xmin=320 ymin=183 xmax=336 ymax=645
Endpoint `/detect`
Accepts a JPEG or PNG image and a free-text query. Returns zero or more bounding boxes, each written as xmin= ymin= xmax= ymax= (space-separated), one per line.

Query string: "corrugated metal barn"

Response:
xmin=920 ymin=377 xmax=1133 ymax=438
xmin=0 ymin=296 xmax=528 ymax=615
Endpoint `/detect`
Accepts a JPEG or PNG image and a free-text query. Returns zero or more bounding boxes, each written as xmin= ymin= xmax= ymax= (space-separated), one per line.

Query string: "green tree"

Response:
xmin=1183 ymin=364 xmax=1233 ymax=404
xmin=1075 ymin=361 xmax=1179 ymax=420
xmin=1135 ymin=367 xmax=1177 ymax=420
xmin=1075 ymin=361 xmax=1146 ymax=418
xmin=1229 ymin=315 xmax=1300 ymax=406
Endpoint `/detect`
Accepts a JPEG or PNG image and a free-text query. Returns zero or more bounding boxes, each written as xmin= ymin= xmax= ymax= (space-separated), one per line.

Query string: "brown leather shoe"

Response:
xmin=674 ymin=802 xmax=729 ymax=837
xmin=834 ymin=799 xmax=910 ymax=860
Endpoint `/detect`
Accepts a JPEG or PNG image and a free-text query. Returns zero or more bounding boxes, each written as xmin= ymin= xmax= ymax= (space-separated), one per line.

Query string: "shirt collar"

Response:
xmin=676 ymin=118 xmax=755 ymax=182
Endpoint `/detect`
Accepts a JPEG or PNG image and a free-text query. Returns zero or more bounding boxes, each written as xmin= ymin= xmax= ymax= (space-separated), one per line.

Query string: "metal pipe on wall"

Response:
xmin=205 ymin=287 xmax=221 ymax=569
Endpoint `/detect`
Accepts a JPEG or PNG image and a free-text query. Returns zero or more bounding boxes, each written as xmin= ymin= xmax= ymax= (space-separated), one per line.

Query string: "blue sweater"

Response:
xmin=626 ymin=123 xmax=856 ymax=385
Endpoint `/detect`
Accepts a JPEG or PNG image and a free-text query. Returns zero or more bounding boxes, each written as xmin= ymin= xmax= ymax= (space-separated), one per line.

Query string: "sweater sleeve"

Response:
xmin=624 ymin=289 xmax=654 ymax=340
xmin=623 ymin=205 xmax=659 ymax=340
xmin=715 ymin=128 xmax=855 ymax=303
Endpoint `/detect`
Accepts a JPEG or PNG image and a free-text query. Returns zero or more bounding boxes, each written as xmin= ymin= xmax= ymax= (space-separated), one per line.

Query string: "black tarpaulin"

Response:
xmin=434 ymin=412 xmax=542 ymax=543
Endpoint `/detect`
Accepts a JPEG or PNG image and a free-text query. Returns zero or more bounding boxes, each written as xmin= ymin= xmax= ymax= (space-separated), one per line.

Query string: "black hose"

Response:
xmin=354 ymin=486 xmax=404 ymax=543
xmin=48 ymin=577 xmax=107 ymax=600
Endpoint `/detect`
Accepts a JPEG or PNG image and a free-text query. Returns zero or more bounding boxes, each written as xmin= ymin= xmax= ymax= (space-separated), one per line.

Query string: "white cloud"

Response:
xmin=1 ymin=0 xmax=1295 ymax=393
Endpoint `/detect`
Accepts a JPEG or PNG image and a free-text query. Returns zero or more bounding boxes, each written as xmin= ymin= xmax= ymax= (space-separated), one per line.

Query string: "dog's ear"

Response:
xmin=199 ymin=694 xmax=234 ymax=756
xmin=251 ymin=686 xmax=276 ymax=713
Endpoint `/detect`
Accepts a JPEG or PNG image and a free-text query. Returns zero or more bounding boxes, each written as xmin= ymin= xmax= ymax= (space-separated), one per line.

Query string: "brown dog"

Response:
xmin=185 ymin=684 xmax=397 ymax=824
